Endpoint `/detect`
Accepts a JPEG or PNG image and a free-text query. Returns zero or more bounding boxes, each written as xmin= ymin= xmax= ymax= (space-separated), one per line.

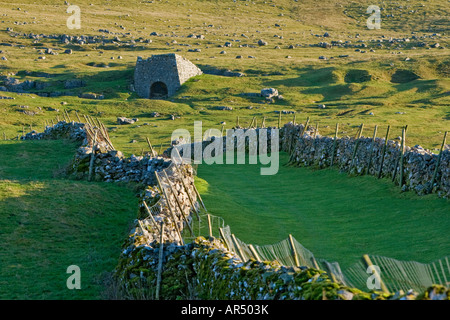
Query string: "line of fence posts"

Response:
xmin=26 ymin=115 xmax=448 ymax=291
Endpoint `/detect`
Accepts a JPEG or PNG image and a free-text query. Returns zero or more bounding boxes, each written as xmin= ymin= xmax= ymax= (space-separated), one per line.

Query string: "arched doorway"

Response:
xmin=150 ymin=81 xmax=168 ymax=99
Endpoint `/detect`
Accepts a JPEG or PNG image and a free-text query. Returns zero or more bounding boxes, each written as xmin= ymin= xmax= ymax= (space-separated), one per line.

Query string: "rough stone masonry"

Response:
xmin=20 ymin=121 xmax=449 ymax=300
xmin=134 ymin=53 xmax=203 ymax=99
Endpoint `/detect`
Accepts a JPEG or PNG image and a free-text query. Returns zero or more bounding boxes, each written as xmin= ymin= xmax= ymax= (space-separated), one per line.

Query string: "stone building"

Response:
xmin=134 ymin=53 xmax=202 ymax=99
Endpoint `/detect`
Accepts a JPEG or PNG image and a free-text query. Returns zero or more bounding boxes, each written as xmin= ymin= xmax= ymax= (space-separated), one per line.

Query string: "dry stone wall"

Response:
xmin=19 ymin=121 xmax=449 ymax=300
xmin=281 ymin=123 xmax=450 ymax=198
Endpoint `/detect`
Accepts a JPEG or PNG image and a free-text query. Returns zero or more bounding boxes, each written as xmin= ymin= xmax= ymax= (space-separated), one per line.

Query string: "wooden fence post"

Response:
xmin=378 ymin=125 xmax=390 ymax=179
xmin=88 ymin=130 xmax=98 ymax=182
xmin=142 ymin=201 xmax=162 ymax=235
xmin=362 ymin=254 xmax=390 ymax=294
xmin=399 ymin=127 xmax=406 ymax=187
xmin=155 ymin=173 xmax=184 ymax=245
xmin=207 ymin=214 xmax=213 ymax=238
xmin=288 ymin=116 xmax=310 ymax=164
xmin=349 ymin=123 xmax=364 ymax=173
xmin=392 ymin=126 xmax=407 ymax=184
xmin=231 ymin=234 xmax=246 ymax=262
xmin=163 ymin=171 xmax=194 ymax=236
xmin=146 ymin=137 xmax=156 ymax=157
xmin=218 ymin=227 xmax=230 ymax=250
xmin=192 ymin=178 xmax=207 ymax=212
xmin=65 ymin=109 xmax=72 ymax=122
xmin=330 ymin=123 xmax=339 ymax=167
xmin=155 ymin=221 xmax=164 ymax=300
xmin=288 ymin=234 xmax=300 ymax=267
xmin=249 ymin=116 xmax=256 ymax=129
xmin=429 ymin=131 xmax=448 ymax=193
xmin=248 ymin=244 xmax=261 ymax=262
xmin=366 ymin=125 xmax=378 ymax=175
xmin=173 ymin=162 xmax=200 ymax=220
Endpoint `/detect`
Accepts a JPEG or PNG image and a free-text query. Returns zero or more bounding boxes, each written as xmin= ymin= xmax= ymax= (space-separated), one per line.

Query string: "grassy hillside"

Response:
xmin=0 ymin=140 xmax=138 ymax=299
xmin=0 ymin=0 xmax=448 ymax=155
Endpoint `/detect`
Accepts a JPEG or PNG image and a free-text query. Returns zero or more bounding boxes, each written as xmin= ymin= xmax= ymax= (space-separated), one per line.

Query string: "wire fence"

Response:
xmin=219 ymin=224 xmax=450 ymax=294
xmin=144 ymin=148 xmax=449 ymax=294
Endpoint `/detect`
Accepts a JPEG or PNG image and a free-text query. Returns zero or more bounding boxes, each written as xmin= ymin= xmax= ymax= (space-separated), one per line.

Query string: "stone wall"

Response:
xmin=20 ymin=121 xmax=449 ymax=300
xmin=280 ymin=123 xmax=450 ymax=198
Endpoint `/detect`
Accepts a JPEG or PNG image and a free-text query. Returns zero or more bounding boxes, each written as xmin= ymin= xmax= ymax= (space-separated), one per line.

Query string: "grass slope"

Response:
xmin=0 ymin=140 xmax=138 ymax=299
xmin=0 ymin=0 xmax=448 ymax=155
xmin=195 ymin=152 xmax=449 ymax=269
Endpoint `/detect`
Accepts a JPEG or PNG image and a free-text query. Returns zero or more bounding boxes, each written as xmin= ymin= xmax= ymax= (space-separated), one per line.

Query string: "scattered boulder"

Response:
xmin=117 ymin=117 xmax=138 ymax=125
xmin=257 ymin=39 xmax=268 ymax=46
xmin=261 ymin=88 xmax=279 ymax=99
xmin=215 ymin=106 xmax=233 ymax=111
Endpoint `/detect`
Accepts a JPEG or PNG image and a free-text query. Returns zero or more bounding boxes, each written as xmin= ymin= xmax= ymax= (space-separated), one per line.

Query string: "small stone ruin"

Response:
xmin=134 ymin=53 xmax=202 ymax=99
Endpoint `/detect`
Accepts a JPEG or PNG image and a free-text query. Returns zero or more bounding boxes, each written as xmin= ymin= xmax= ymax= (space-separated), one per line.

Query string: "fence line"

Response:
xmin=143 ymin=137 xmax=448 ymax=295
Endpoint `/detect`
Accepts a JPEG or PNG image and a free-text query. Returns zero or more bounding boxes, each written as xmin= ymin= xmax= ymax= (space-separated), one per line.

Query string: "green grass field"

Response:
xmin=195 ymin=152 xmax=449 ymax=269
xmin=0 ymin=140 xmax=138 ymax=299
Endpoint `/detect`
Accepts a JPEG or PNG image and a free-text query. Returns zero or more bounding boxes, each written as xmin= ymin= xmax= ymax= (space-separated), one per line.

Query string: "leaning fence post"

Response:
xmin=330 ymin=123 xmax=339 ymax=167
xmin=155 ymin=173 xmax=184 ymax=245
xmin=146 ymin=137 xmax=156 ymax=157
xmin=429 ymin=131 xmax=448 ymax=193
xmin=362 ymin=254 xmax=389 ymax=294
xmin=163 ymin=171 xmax=194 ymax=236
xmin=218 ymin=227 xmax=230 ymax=251
xmin=366 ymin=125 xmax=378 ymax=175
xmin=398 ymin=127 xmax=406 ymax=187
xmin=378 ymin=125 xmax=390 ymax=179
xmin=88 ymin=130 xmax=98 ymax=182
xmin=288 ymin=234 xmax=300 ymax=267
xmin=65 ymin=109 xmax=72 ymax=122
xmin=311 ymin=257 xmax=320 ymax=270
xmin=248 ymin=244 xmax=261 ymax=262
xmin=192 ymin=179 xmax=207 ymax=212
xmin=155 ymin=221 xmax=164 ymax=300
xmin=231 ymin=234 xmax=245 ymax=262
xmin=173 ymin=162 xmax=200 ymax=220
xmin=288 ymin=116 xmax=310 ymax=164
xmin=142 ymin=201 xmax=162 ymax=235
xmin=349 ymin=123 xmax=364 ymax=173
xmin=392 ymin=126 xmax=407 ymax=184
xmin=207 ymin=214 xmax=213 ymax=238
